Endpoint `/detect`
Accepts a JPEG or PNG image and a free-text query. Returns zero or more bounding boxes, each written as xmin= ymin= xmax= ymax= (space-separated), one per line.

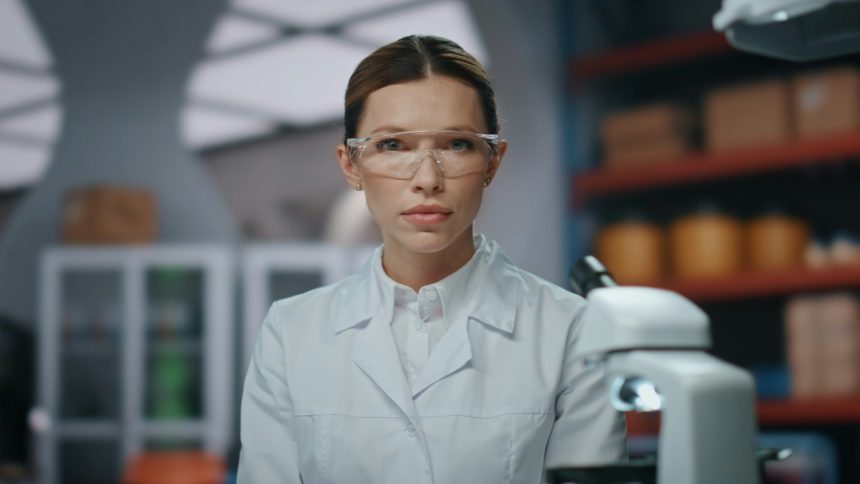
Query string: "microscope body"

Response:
xmin=575 ymin=286 xmax=760 ymax=484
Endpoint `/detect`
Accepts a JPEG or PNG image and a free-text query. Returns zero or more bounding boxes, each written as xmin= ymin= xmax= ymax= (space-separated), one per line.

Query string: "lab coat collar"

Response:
xmin=333 ymin=234 xmax=528 ymax=335
xmin=466 ymin=236 xmax=527 ymax=335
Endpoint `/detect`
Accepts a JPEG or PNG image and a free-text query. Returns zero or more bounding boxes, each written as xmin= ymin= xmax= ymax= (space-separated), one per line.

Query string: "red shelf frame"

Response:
xmin=758 ymin=396 xmax=860 ymax=425
xmin=573 ymin=130 xmax=860 ymax=206
xmin=650 ymin=265 xmax=860 ymax=304
xmin=570 ymin=31 xmax=732 ymax=82
xmin=628 ymin=396 xmax=860 ymax=436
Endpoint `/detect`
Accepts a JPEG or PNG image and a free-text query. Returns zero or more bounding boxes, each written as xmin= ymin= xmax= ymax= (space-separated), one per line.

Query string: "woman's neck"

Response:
xmin=381 ymin=229 xmax=476 ymax=292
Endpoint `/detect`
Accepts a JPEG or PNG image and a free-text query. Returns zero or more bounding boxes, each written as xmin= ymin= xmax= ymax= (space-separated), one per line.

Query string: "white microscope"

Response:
xmin=546 ymin=256 xmax=762 ymax=484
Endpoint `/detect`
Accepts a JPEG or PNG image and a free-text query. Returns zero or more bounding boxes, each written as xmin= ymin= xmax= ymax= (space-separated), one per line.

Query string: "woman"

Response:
xmin=237 ymin=35 xmax=626 ymax=484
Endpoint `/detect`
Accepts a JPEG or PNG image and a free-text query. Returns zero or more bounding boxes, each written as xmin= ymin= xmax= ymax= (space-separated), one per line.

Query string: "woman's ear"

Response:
xmin=337 ymin=144 xmax=364 ymax=190
xmin=483 ymin=140 xmax=507 ymax=187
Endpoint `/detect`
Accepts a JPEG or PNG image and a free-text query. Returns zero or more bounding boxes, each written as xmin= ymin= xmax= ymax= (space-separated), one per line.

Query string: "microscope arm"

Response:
xmin=606 ymin=350 xmax=760 ymax=484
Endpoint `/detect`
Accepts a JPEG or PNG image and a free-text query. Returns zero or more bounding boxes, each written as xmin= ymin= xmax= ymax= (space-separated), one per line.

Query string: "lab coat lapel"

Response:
xmin=353 ymin=306 xmax=417 ymax=419
xmin=410 ymin=239 xmax=526 ymax=397
xmin=410 ymin=316 xmax=472 ymax=397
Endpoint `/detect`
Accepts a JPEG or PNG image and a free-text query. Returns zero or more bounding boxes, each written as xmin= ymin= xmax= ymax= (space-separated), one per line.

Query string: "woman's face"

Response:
xmin=337 ymin=75 xmax=506 ymax=257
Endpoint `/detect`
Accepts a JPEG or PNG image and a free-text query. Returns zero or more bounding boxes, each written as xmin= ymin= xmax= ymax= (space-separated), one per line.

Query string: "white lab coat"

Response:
xmin=237 ymin=237 xmax=626 ymax=483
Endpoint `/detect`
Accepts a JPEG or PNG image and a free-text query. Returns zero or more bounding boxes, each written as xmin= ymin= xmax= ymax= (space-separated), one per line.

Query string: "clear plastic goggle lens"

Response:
xmin=347 ymin=130 xmax=498 ymax=179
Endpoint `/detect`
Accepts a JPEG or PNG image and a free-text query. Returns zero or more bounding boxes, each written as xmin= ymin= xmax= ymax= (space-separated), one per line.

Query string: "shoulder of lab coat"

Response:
xmin=236 ymin=303 xmax=302 ymax=483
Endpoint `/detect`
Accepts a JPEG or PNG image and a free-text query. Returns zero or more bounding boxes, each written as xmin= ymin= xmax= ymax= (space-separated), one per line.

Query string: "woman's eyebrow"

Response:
xmin=443 ymin=125 xmax=479 ymax=133
xmin=369 ymin=125 xmax=408 ymax=135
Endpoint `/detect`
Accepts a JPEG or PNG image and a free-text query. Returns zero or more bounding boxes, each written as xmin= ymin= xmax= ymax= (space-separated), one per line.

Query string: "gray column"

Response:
xmin=0 ymin=0 xmax=238 ymax=324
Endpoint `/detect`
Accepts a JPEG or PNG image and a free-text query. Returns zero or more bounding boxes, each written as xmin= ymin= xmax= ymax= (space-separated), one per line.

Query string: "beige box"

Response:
xmin=62 ymin=185 xmax=157 ymax=244
xmin=604 ymin=135 xmax=692 ymax=169
xmin=601 ymin=104 xmax=694 ymax=169
xmin=704 ymin=79 xmax=791 ymax=151
xmin=816 ymin=294 xmax=860 ymax=396
xmin=792 ymin=66 xmax=860 ymax=138
xmin=784 ymin=296 xmax=821 ymax=398
xmin=601 ymin=104 xmax=693 ymax=143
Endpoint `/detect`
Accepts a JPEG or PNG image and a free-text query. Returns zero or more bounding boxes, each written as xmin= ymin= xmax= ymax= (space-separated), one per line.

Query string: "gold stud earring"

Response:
xmin=483 ymin=178 xmax=491 ymax=187
xmin=353 ymin=183 xmax=363 ymax=191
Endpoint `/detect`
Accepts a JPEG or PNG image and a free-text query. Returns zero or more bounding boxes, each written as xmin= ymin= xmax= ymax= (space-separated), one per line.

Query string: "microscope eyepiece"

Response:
xmin=569 ymin=255 xmax=618 ymax=296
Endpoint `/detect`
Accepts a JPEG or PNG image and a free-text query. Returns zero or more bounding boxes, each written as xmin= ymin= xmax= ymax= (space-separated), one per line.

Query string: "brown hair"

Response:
xmin=343 ymin=35 xmax=499 ymax=142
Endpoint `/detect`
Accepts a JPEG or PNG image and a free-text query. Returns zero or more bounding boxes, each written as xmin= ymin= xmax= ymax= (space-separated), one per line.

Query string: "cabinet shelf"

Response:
xmin=569 ymin=31 xmax=732 ymax=82
xmin=644 ymin=265 xmax=860 ymax=304
xmin=758 ymin=396 xmax=860 ymax=425
xmin=57 ymin=421 xmax=120 ymax=439
xmin=628 ymin=395 xmax=860 ymax=436
xmin=573 ymin=130 xmax=860 ymax=206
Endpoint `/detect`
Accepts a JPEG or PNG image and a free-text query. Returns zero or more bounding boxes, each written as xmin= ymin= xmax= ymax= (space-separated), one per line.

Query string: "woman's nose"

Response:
xmin=410 ymin=150 xmax=444 ymax=193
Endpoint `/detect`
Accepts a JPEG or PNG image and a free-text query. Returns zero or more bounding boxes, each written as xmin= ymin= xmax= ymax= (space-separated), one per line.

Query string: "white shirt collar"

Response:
xmin=371 ymin=234 xmax=486 ymax=327
xmin=334 ymin=234 xmax=530 ymax=335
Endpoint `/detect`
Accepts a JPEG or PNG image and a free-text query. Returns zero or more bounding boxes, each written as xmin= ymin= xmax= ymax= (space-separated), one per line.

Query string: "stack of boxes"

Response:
xmin=600 ymin=104 xmax=694 ymax=169
xmin=785 ymin=293 xmax=860 ymax=398
xmin=598 ymin=65 xmax=860 ymax=167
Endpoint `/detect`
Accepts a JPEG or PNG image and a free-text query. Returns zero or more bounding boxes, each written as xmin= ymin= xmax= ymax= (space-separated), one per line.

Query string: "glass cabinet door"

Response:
xmin=58 ymin=269 xmax=122 ymax=421
xmin=143 ymin=266 xmax=204 ymax=423
xmin=268 ymin=270 xmax=324 ymax=302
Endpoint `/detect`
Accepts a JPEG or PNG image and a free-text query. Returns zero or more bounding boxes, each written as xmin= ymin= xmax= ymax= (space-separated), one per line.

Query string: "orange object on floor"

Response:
xmin=123 ymin=451 xmax=225 ymax=484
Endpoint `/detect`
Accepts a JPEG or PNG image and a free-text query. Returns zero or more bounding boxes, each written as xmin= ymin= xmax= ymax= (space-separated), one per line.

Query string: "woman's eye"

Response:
xmin=376 ymin=139 xmax=406 ymax=151
xmin=449 ymin=139 xmax=474 ymax=151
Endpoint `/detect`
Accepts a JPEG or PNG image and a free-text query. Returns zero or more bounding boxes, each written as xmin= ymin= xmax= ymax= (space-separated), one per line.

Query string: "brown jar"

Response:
xmin=669 ymin=207 xmax=744 ymax=279
xmin=747 ymin=212 xmax=810 ymax=271
xmin=595 ymin=219 xmax=665 ymax=285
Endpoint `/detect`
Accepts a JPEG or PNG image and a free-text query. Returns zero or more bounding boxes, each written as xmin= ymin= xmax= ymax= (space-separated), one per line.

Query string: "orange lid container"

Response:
xmin=596 ymin=220 xmax=666 ymax=285
xmin=747 ymin=214 xmax=810 ymax=271
xmin=123 ymin=451 xmax=225 ymax=484
xmin=670 ymin=211 xmax=744 ymax=279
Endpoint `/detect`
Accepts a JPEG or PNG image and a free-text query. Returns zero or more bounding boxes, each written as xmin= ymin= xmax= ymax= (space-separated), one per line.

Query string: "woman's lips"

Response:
xmin=402 ymin=205 xmax=452 ymax=225
xmin=402 ymin=212 xmax=451 ymax=225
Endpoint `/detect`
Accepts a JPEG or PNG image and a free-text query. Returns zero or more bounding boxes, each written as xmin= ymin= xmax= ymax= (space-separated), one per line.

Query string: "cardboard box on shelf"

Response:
xmin=604 ymin=135 xmax=692 ymax=169
xmin=600 ymin=103 xmax=694 ymax=169
xmin=784 ymin=296 xmax=821 ymax=398
xmin=792 ymin=66 xmax=860 ymax=139
xmin=818 ymin=293 xmax=860 ymax=395
xmin=62 ymin=185 xmax=157 ymax=244
xmin=704 ymin=79 xmax=791 ymax=151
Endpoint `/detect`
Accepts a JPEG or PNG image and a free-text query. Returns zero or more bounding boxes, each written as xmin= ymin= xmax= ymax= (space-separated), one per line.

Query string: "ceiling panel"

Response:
xmin=189 ymin=33 xmax=372 ymax=126
xmin=0 ymin=142 xmax=49 ymax=188
xmin=0 ymin=71 xmax=58 ymax=112
xmin=206 ymin=13 xmax=282 ymax=54
xmin=0 ymin=0 xmax=52 ymax=69
xmin=0 ymin=103 xmax=60 ymax=140
xmin=182 ymin=106 xmax=276 ymax=149
xmin=232 ymin=0 xmax=413 ymax=28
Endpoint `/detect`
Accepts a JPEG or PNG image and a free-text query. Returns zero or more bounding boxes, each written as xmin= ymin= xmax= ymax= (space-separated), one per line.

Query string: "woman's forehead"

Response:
xmin=358 ymin=76 xmax=486 ymax=135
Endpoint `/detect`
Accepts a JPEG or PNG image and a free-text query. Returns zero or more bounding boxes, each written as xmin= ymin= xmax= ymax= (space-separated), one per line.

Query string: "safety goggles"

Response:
xmin=346 ymin=130 xmax=500 ymax=179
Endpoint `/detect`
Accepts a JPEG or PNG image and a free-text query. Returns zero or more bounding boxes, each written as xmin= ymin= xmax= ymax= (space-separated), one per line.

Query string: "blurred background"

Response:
xmin=0 ymin=0 xmax=858 ymax=482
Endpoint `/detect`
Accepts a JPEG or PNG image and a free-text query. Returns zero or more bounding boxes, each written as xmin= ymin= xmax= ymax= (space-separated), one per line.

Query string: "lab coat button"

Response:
xmin=405 ymin=426 xmax=417 ymax=438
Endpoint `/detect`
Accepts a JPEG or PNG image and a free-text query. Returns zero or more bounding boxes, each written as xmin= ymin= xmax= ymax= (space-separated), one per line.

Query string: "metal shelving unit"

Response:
xmin=37 ymin=245 xmax=234 ymax=484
